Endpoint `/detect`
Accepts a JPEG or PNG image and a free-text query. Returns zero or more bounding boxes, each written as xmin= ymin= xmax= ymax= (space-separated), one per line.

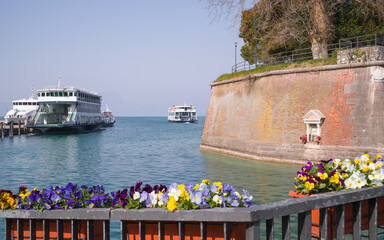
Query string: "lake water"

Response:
xmin=0 ymin=117 xmax=300 ymax=238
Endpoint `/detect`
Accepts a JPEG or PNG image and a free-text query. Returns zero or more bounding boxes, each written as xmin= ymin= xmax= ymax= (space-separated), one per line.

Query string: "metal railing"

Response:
xmin=232 ymin=34 xmax=384 ymax=73
xmin=1 ymin=186 xmax=384 ymax=239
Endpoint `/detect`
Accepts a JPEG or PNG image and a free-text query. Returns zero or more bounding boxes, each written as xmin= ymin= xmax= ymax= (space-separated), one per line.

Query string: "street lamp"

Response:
xmin=254 ymin=18 xmax=258 ymax=68
xmin=235 ymin=42 xmax=238 ymax=72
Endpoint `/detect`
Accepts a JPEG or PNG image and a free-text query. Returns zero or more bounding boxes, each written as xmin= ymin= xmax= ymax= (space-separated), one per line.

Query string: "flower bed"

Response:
xmin=1 ymin=180 xmax=253 ymax=212
xmin=294 ymin=153 xmax=384 ymax=194
xmin=292 ymin=153 xmax=384 ymax=238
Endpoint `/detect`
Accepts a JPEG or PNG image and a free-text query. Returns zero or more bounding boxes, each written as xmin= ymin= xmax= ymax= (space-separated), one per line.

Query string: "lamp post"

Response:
xmin=254 ymin=18 xmax=258 ymax=68
xmin=235 ymin=42 xmax=238 ymax=72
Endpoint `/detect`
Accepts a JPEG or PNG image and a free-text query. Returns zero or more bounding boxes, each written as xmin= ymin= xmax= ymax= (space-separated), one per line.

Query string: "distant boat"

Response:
xmin=102 ymin=105 xmax=115 ymax=127
xmin=168 ymin=104 xmax=197 ymax=123
xmin=4 ymin=95 xmax=39 ymax=125
xmin=27 ymin=85 xmax=104 ymax=134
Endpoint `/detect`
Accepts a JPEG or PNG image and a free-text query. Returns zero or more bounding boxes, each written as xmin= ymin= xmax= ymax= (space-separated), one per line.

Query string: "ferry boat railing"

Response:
xmin=1 ymin=186 xmax=384 ymax=239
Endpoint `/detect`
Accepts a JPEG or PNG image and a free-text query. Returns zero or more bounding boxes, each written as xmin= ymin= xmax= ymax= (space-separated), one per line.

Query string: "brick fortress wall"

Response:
xmin=200 ymin=62 xmax=384 ymax=164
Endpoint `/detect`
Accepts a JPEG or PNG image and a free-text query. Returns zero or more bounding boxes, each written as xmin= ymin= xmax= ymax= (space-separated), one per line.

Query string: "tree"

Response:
xmin=334 ymin=1 xmax=384 ymax=40
xmin=222 ymin=0 xmax=384 ymax=62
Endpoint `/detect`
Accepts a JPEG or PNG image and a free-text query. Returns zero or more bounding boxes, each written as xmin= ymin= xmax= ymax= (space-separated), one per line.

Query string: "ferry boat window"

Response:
xmin=59 ymin=92 xmax=63 ymax=97
xmin=64 ymin=92 xmax=68 ymax=96
xmin=37 ymin=93 xmax=40 ymax=97
xmin=69 ymin=92 xmax=73 ymax=96
xmin=42 ymin=92 xmax=45 ymax=97
xmin=28 ymin=102 xmax=31 ymax=105
xmin=46 ymin=93 xmax=50 ymax=96
xmin=55 ymin=92 xmax=58 ymax=97
xmin=23 ymin=102 xmax=27 ymax=105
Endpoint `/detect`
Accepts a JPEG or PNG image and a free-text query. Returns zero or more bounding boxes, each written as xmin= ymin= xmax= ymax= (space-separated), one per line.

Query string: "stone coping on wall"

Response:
xmin=212 ymin=61 xmax=384 ymax=87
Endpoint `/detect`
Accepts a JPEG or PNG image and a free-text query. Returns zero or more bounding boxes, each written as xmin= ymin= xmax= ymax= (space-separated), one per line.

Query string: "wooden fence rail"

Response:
xmin=1 ymin=186 xmax=384 ymax=239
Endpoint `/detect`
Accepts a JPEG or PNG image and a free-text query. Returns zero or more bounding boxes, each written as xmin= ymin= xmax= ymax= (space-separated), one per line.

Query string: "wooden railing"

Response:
xmin=1 ymin=186 xmax=384 ymax=239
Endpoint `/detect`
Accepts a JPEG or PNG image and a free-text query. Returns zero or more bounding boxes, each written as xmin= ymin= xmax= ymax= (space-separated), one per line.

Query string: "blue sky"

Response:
xmin=0 ymin=1 xmax=245 ymax=116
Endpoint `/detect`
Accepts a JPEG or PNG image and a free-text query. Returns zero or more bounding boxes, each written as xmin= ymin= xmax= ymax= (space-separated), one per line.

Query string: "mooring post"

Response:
xmin=9 ymin=122 xmax=13 ymax=138
xmin=18 ymin=121 xmax=21 ymax=136
xmin=1 ymin=122 xmax=4 ymax=139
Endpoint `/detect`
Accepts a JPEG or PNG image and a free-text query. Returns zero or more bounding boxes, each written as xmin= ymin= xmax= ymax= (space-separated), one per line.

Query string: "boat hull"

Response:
xmin=29 ymin=123 xmax=103 ymax=134
xmin=102 ymin=122 xmax=115 ymax=127
xmin=168 ymin=119 xmax=197 ymax=123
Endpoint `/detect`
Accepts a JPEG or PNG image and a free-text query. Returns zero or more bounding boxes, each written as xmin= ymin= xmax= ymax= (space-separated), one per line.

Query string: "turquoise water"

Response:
xmin=0 ymin=117 xmax=300 ymax=238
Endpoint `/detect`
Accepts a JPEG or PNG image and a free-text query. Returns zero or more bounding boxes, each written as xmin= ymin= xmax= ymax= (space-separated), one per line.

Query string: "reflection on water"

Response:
xmin=201 ymin=150 xmax=299 ymax=204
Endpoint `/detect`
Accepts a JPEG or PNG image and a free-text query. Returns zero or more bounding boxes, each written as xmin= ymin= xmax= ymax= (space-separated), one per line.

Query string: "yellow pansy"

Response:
xmin=342 ymin=173 xmax=349 ymax=178
xmin=7 ymin=198 xmax=15 ymax=207
xmin=0 ymin=202 xmax=5 ymax=210
xmin=299 ymin=175 xmax=307 ymax=181
xmin=213 ymin=182 xmax=223 ymax=193
xmin=362 ymin=167 xmax=370 ymax=172
xmin=193 ymin=184 xmax=199 ymax=190
xmin=167 ymin=196 xmax=178 ymax=212
xmin=177 ymin=184 xmax=185 ymax=191
xmin=375 ymin=155 xmax=383 ymax=160
xmin=202 ymin=180 xmax=211 ymax=185
xmin=19 ymin=191 xmax=31 ymax=200
xmin=317 ymin=172 xmax=328 ymax=180
xmin=330 ymin=172 xmax=340 ymax=184
xmin=305 ymin=182 xmax=315 ymax=191
xmin=2 ymin=193 xmax=10 ymax=200
xmin=354 ymin=159 xmax=360 ymax=164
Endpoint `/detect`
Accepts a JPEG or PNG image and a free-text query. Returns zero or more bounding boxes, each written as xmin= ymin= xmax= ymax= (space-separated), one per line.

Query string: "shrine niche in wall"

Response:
xmin=302 ymin=110 xmax=325 ymax=142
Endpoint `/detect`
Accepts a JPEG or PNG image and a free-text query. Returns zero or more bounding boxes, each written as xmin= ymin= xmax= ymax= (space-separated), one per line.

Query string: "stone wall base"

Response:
xmin=200 ymin=137 xmax=384 ymax=164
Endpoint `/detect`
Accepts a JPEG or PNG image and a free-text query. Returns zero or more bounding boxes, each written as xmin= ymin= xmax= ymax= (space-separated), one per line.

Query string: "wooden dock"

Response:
xmin=0 ymin=120 xmax=32 ymax=138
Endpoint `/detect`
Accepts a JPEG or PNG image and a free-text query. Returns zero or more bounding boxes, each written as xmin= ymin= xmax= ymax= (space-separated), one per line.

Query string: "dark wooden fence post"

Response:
xmin=1 ymin=122 xmax=4 ymax=139
xmin=9 ymin=122 xmax=13 ymax=137
xmin=18 ymin=121 xmax=21 ymax=135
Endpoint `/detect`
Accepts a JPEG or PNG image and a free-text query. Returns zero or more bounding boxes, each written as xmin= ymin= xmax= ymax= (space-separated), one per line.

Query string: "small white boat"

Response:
xmin=102 ymin=105 xmax=115 ymax=127
xmin=4 ymin=95 xmax=39 ymax=125
xmin=168 ymin=104 xmax=197 ymax=123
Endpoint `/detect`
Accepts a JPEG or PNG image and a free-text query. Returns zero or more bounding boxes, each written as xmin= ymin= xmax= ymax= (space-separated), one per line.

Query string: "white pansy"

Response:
xmin=344 ymin=177 xmax=357 ymax=189
xmin=133 ymin=191 xmax=140 ymax=200
xmin=149 ymin=191 xmax=157 ymax=207
xmin=341 ymin=159 xmax=355 ymax=173
xmin=157 ymin=194 xmax=164 ymax=207
xmin=371 ymin=179 xmax=383 ymax=187
xmin=376 ymin=168 xmax=384 ymax=181
xmin=169 ymin=188 xmax=181 ymax=201
xmin=355 ymin=173 xmax=367 ymax=188
xmin=234 ymin=191 xmax=241 ymax=198
xmin=212 ymin=195 xmax=222 ymax=205
xmin=333 ymin=158 xmax=341 ymax=168
xmin=360 ymin=155 xmax=369 ymax=164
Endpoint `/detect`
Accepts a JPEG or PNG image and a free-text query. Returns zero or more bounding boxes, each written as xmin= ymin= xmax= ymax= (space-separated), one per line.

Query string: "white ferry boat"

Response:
xmin=4 ymin=96 xmax=39 ymax=125
xmin=102 ymin=105 xmax=115 ymax=127
xmin=28 ymin=86 xmax=103 ymax=134
xmin=168 ymin=104 xmax=197 ymax=123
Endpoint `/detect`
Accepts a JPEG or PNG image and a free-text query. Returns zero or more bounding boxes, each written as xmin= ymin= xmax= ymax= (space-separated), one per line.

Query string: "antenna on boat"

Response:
xmin=31 ymin=86 xmax=35 ymax=98
xmin=58 ymin=76 xmax=61 ymax=88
